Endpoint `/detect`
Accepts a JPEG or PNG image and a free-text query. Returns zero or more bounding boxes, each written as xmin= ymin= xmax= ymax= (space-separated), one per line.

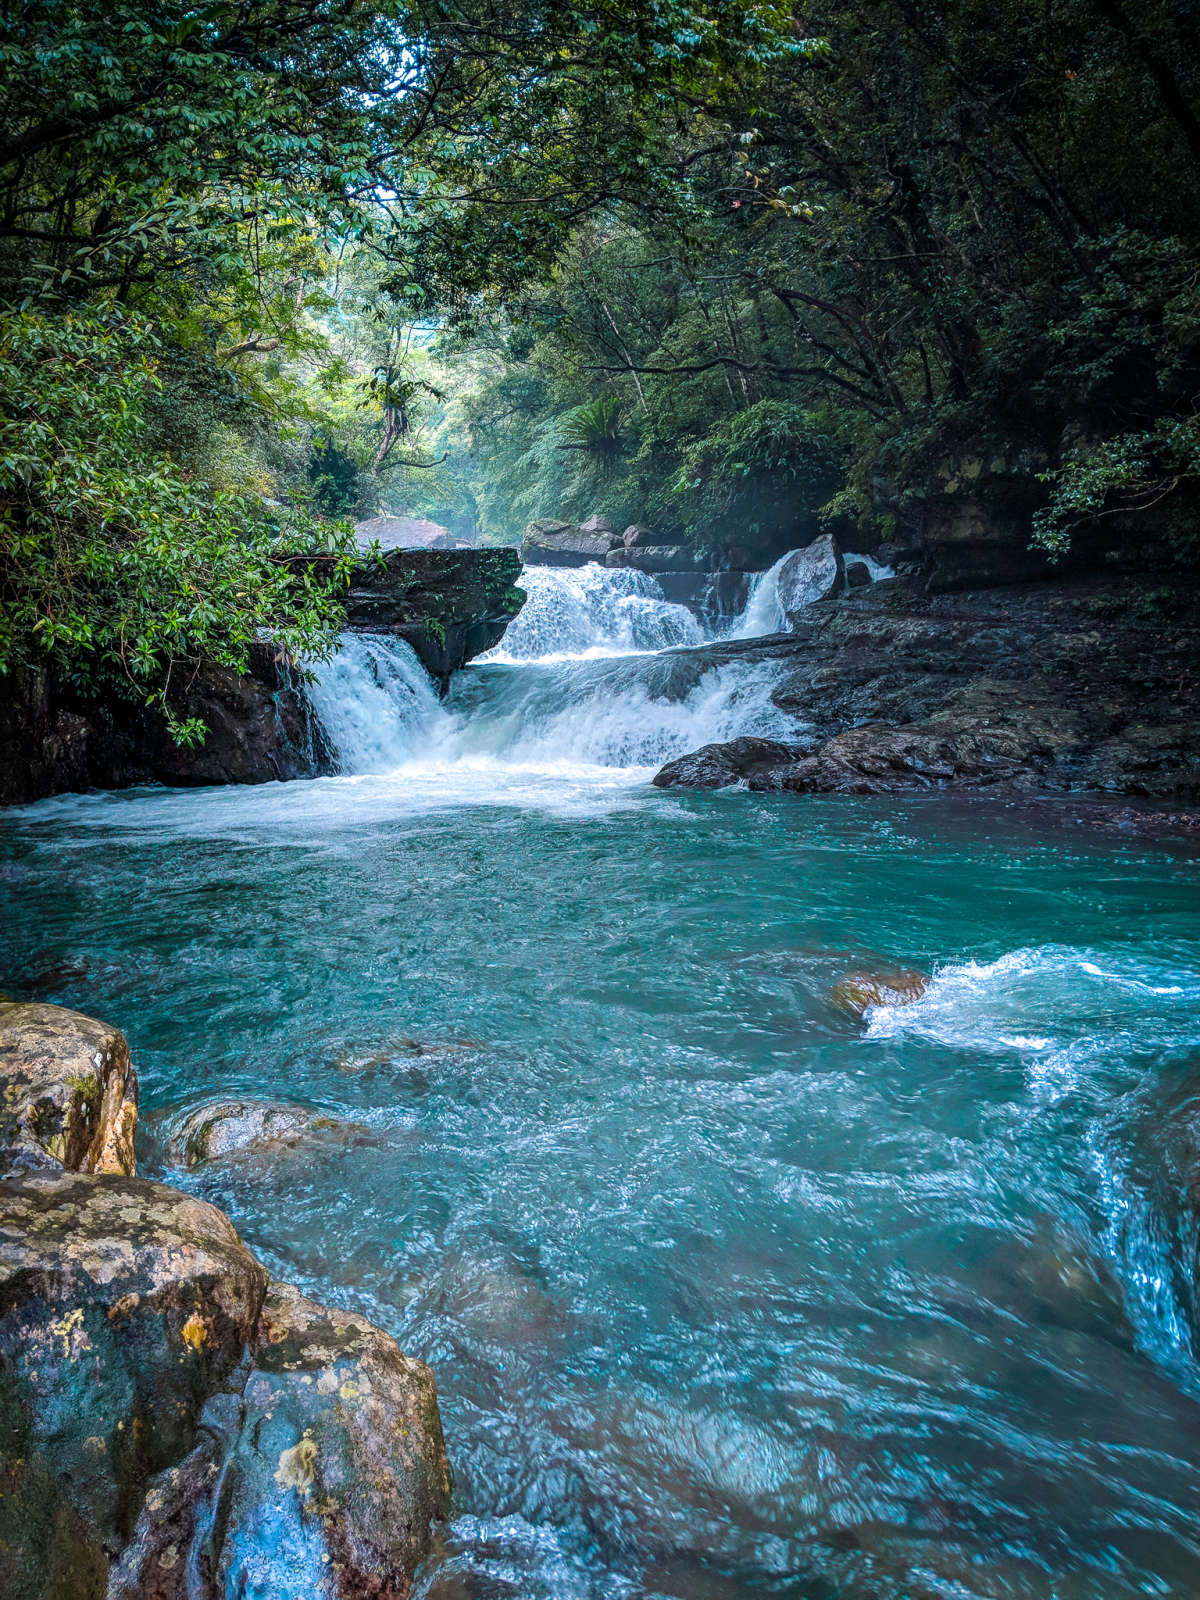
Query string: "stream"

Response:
xmin=3 ymin=563 xmax=1200 ymax=1598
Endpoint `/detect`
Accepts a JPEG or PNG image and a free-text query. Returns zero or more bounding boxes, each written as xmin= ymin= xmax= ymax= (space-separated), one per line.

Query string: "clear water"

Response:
xmin=3 ymin=583 xmax=1200 ymax=1599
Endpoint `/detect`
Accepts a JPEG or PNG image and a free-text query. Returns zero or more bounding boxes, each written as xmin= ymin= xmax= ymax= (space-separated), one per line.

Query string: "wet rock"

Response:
xmin=609 ymin=544 xmax=705 ymax=573
xmin=653 ymin=737 xmax=808 ymax=791
xmin=0 ymin=1172 xmax=268 ymax=1596
xmin=775 ymin=534 xmax=845 ymax=624
xmin=845 ymin=559 xmax=871 ymax=588
xmin=165 ymin=1099 xmax=317 ymax=1168
xmin=830 ymin=968 xmax=929 ymax=1019
xmin=522 ymin=519 xmax=612 ymax=566
xmin=110 ymin=1283 xmax=452 ymax=1600
xmin=0 ymin=1001 xmax=137 ymax=1177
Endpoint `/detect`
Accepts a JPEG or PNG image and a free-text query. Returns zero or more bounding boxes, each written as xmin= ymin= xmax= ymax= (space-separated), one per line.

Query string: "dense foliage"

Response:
xmin=0 ymin=0 xmax=793 ymax=722
xmin=397 ymin=2 xmax=1200 ymax=562
xmin=2 ymin=0 xmax=1197 ymax=732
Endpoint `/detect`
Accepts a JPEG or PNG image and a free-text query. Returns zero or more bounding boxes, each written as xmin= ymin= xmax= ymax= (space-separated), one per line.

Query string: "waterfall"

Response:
xmin=304 ymin=627 xmax=797 ymax=785
xmin=482 ymin=563 xmax=703 ymax=662
xmin=305 ymin=634 xmax=448 ymax=775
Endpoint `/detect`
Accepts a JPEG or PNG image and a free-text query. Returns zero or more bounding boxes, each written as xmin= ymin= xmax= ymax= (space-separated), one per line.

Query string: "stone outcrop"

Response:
xmin=0 ymin=1005 xmax=451 ymax=1600
xmin=289 ymin=547 xmax=525 ymax=691
xmin=0 ymin=643 xmax=325 ymax=808
xmin=0 ymin=1002 xmax=137 ymax=1177
xmin=652 ymin=575 xmax=1200 ymax=805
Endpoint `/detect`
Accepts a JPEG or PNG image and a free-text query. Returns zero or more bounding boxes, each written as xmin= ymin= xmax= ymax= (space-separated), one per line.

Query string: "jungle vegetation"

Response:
xmin=2 ymin=0 xmax=1198 ymax=720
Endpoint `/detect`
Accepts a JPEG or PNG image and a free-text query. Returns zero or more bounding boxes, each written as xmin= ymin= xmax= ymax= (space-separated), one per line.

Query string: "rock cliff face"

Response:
xmin=334 ymin=547 xmax=524 ymax=690
xmin=0 ymin=643 xmax=325 ymax=809
xmin=0 ymin=1003 xmax=451 ymax=1600
xmin=653 ymin=576 xmax=1200 ymax=806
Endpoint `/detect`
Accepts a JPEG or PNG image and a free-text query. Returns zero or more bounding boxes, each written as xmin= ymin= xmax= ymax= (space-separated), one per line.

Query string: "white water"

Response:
xmin=727 ymin=546 xmax=894 ymax=639
xmin=298 ymin=561 xmax=802 ymax=791
xmin=483 ymin=563 xmax=704 ymax=662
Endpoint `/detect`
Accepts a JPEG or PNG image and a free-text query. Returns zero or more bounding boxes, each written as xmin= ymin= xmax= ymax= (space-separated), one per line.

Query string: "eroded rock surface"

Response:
xmin=166 ymin=1099 xmax=317 ymax=1168
xmin=652 ymin=576 xmax=1200 ymax=805
xmin=0 ymin=1001 xmax=137 ymax=1177
xmin=653 ymin=737 xmax=808 ymax=791
xmin=0 ymin=1173 xmax=269 ymax=1598
xmin=109 ymin=1285 xmax=452 ymax=1600
xmin=0 ymin=1006 xmax=452 ymax=1599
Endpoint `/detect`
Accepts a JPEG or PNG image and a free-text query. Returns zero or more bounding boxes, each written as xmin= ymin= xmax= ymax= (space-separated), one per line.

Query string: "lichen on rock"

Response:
xmin=0 ymin=1001 xmax=138 ymax=1177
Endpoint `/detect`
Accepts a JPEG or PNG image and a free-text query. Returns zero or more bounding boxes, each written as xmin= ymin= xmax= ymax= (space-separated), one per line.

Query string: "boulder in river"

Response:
xmin=652 ymin=737 xmax=808 ymax=791
xmin=0 ymin=1001 xmax=137 ymax=1177
xmin=775 ymin=533 xmax=845 ymax=624
xmin=831 ymin=968 xmax=929 ymax=1019
xmin=0 ymin=1003 xmax=452 ymax=1599
xmin=166 ymin=1098 xmax=317 ymax=1167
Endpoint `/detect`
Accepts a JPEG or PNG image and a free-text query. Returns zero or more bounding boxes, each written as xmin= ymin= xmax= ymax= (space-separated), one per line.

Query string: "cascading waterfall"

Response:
xmin=305 ymin=632 xmax=448 ymax=775
xmin=482 ymin=563 xmax=704 ymax=661
xmin=303 ymin=564 xmax=800 ymax=783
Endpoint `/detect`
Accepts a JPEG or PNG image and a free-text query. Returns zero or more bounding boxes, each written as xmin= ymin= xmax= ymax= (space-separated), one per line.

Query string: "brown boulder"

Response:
xmin=0 ymin=1002 xmax=137 ymax=1177
xmin=109 ymin=1284 xmax=452 ymax=1600
xmin=0 ymin=1173 xmax=268 ymax=1598
xmin=831 ymin=969 xmax=929 ymax=1019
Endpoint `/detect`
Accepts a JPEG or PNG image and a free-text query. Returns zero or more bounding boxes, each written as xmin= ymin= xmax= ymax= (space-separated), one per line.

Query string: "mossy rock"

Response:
xmin=0 ymin=1002 xmax=138 ymax=1178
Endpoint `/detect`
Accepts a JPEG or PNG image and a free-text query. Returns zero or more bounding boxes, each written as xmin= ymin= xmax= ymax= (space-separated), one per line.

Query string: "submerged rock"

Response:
xmin=0 ymin=1001 xmax=137 ymax=1177
xmin=831 ymin=968 xmax=929 ymax=1019
xmin=166 ymin=1099 xmax=317 ymax=1167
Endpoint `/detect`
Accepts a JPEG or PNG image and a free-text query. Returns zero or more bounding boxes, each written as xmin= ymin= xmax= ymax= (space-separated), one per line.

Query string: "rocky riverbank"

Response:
xmin=0 ymin=1002 xmax=451 ymax=1600
xmin=653 ymin=571 xmax=1200 ymax=809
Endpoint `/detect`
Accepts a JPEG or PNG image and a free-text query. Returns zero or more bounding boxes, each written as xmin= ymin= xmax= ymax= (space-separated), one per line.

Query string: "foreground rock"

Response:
xmin=0 ymin=1173 xmax=269 ymax=1598
xmin=0 ymin=1001 xmax=137 ymax=1176
xmin=108 ymin=1284 xmax=452 ymax=1600
xmin=651 ymin=575 xmax=1200 ymax=805
xmin=0 ymin=1005 xmax=451 ymax=1600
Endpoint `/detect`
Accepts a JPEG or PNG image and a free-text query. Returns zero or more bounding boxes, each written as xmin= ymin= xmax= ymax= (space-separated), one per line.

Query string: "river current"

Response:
xmin=3 ymin=564 xmax=1200 ymax=1598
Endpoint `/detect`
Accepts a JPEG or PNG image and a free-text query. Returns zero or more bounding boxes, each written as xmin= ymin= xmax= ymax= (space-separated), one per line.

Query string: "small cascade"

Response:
xmin=306 ymin=634 xmax=448 ymax=774
xmin=445 ymin=653 xmax=796 ymax=772
xmin=483 ymin=563 xmax=703 ymax=662
xmin=727 ymin=545 xmax=895 ymax=639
